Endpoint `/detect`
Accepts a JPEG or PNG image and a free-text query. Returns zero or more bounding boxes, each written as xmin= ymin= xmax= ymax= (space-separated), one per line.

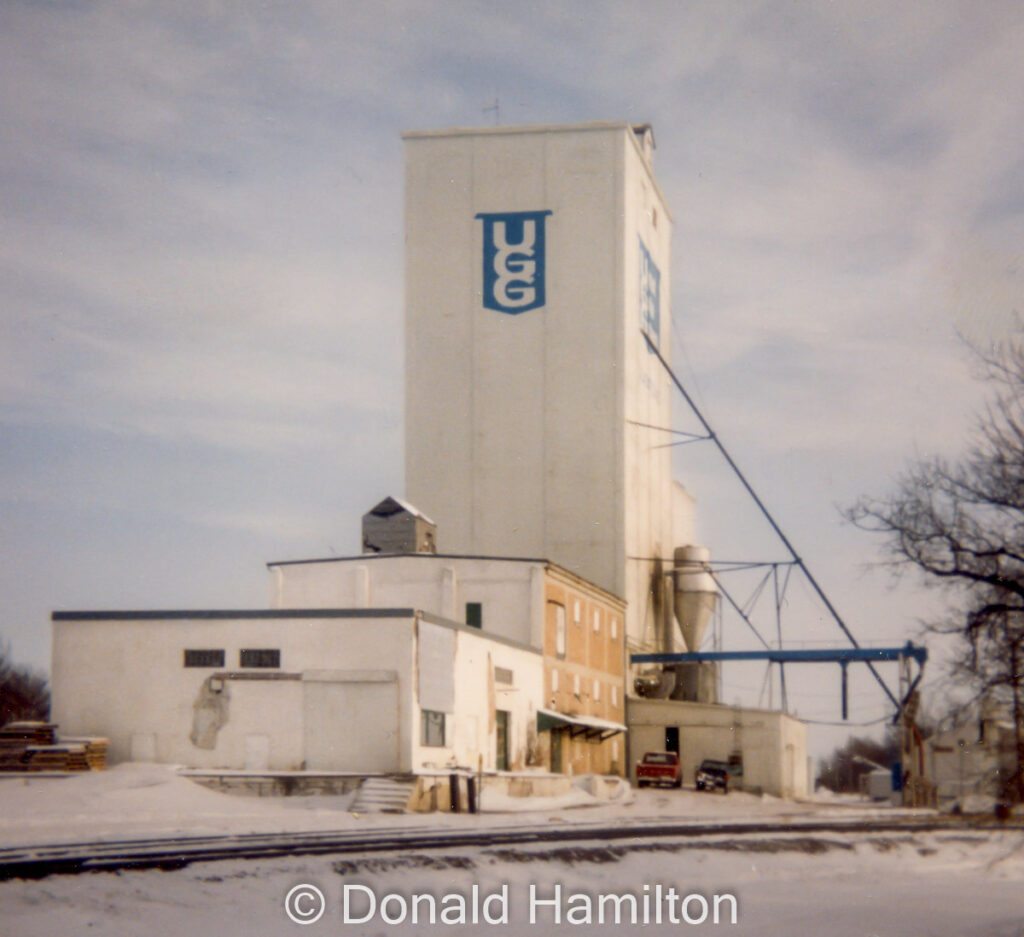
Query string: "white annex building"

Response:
xmin=52 ymin=500 xmax=629 ymax=785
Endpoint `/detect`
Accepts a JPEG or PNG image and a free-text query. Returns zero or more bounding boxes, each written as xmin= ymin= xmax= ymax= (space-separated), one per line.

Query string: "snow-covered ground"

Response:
xmin=0 ymin=763 xmax=823 ymax=848
xmin=2 ymin=767 xmax=1023 ymax=936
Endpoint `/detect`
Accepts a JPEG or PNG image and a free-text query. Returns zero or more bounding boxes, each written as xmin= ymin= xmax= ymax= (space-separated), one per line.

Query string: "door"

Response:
xmin=245 ymin=734 xmax=270 ymax=771
xmin=495 ymin=710 xmax=510 ymax=771
xmin=303 ymin=675 xmax=398 ymax=772
xmin=550 ymin=728 xmax=563 ymax=774
xmin=665 ymin=726 xmax=680 ymax=754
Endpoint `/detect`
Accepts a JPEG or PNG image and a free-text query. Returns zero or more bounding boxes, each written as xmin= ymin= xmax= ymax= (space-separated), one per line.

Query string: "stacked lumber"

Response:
xmin=0 ymin=723 xmax=108 ymax=772
xmin=0 ymin=721 xmax=57 ymax=746
xmin=23 ymin=744 xmax=81 ymax=772
xmin=62 ymin=737 xmax=109 ymax=771
xmin=0 ymin=745 xmax=28 ymax=771
xmin=0 ymin=721 xmax=57 ymax=771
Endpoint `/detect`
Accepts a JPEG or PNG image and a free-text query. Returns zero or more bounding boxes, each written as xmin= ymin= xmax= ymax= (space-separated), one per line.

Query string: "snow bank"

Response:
xmin=0 ymin=764 xmax=359 ymax=846
xmin=0 ymin=763 xmax=924 ymax=850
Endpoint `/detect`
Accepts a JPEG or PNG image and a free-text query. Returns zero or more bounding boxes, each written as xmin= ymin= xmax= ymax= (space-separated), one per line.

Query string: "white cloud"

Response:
xmin=2 ymin=0 xmax=1023 ymax=681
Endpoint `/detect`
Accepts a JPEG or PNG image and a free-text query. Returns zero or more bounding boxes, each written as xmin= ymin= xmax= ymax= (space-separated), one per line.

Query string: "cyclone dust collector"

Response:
xmin=667 ymin=545 xmax=719 ymax=703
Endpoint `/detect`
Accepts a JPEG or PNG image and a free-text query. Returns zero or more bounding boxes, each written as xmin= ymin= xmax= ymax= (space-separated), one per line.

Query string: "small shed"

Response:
xmin=362 ymin=496 xmax=437 ymax=554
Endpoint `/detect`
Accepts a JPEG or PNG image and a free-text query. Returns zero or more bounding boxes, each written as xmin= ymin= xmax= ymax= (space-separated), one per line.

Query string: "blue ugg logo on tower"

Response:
xmin=476 ymin=210 xmax=553 ymax=313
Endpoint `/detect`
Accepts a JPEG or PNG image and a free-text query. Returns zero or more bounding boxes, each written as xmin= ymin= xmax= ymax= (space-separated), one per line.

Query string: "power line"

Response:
xmin=801 ymin=715 xmax=891 ymax=728
xmin=625 ymin=418 xmax=707 ymax=439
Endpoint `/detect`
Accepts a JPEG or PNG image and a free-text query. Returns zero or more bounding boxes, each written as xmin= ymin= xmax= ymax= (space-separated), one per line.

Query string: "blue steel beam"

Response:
xmin=630 ymin=643 xmax=928 ymax=667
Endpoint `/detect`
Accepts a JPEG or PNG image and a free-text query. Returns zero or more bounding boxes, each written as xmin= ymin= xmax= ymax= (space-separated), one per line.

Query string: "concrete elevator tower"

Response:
xmin=403 ymin=122 xmax=693 ymax=656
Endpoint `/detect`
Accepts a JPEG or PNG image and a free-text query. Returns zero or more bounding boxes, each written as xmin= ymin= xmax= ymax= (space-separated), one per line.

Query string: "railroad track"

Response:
xmin=2 ymin=812 xmax=1020 ymax=880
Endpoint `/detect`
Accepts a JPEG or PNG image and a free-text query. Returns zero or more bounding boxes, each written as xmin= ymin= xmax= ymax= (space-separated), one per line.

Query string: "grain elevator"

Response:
xmin=403 ymin=122 xmax=705 ymax=668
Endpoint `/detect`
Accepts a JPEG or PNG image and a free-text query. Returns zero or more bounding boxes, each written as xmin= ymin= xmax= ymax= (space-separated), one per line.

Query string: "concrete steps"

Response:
xmin=350 ymin=776 xmax=416 ymax=813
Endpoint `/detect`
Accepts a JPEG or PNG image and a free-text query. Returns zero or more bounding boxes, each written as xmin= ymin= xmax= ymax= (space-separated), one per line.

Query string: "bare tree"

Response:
xmin=846 ymin=336 xmax=1024 ymax=801
xmin=0 ymin=644 xmax=50 ymax=726
xmin=817 ymin=732 xmax=901 ymax=794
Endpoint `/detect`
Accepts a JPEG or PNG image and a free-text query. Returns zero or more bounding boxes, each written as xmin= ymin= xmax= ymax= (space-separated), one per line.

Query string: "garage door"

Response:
xmin=303 ymin=671 xmax=399 ymax=772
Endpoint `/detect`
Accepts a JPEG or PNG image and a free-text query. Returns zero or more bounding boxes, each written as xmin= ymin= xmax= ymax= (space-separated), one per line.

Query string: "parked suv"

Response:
xmin=694 ymin=758 xmax=731 ymax=793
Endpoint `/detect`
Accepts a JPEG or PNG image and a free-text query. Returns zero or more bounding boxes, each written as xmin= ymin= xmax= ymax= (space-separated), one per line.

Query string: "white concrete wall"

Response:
xmin=626 ymin=698 xmax=809 ymax=799
xmin=414 ymin=619 xmax=544 ymax=773
xmin=776 ymin=707 xmax=810 ymax=799
xmin=269 ymin=555 xmax=537 ymax=647
xmin=51 ymin=613 xmax=418 ymax=771
xmin=52 ymin=611 xmax=547 ymax=776
xmin=403 ymin=123 xmax=683 ymax=654
xmin=620 ymin=130 xmax=677 ymax=656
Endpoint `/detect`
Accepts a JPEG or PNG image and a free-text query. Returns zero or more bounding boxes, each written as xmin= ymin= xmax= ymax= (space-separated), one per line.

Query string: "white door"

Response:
xmin=303 ymin=676 xmax=399 ymax=772
xmin=245 ymin=734 xmax=270 ymax=771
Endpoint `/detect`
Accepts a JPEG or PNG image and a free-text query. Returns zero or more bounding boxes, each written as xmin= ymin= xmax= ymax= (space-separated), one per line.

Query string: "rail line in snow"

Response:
xmin=2 ymin=812 xmax=1020 ymax=880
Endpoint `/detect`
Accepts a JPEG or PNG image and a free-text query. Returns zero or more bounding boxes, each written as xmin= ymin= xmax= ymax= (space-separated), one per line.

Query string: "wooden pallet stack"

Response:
xmin=0 ymin=722 xmax=108 ymax=772
xmin=23 ymin=744 xmax=79 ymax=772
xmin=0 ymin=721 xmax=57 ymax=770
xmin=62 ymin=737 xmax=109 ymax=771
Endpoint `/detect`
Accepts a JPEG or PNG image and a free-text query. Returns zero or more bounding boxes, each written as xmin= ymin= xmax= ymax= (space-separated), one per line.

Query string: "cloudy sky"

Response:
xmin=3 ymin=1 xmax=1023 ymax=747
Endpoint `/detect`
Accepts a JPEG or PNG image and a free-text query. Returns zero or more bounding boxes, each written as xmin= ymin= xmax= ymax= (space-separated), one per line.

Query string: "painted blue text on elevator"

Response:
xmin=476 ymin=210 xmax=553 ymax=313
xmin=639 ymin=237 xmax=661 ymax=349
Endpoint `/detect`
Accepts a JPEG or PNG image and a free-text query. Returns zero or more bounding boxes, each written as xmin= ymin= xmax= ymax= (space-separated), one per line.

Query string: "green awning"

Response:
xmin=537 ymin=708 xmax=627 ymax=741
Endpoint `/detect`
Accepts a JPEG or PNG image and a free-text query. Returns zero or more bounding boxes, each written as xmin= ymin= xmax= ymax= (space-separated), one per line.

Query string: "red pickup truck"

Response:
xmin=636 ymin=751 xmax=682 ymax=788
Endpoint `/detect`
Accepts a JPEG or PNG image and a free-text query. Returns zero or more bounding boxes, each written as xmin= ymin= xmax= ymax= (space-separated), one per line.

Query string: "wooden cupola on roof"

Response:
xmin=361 ymin=496 xmax=437 ymax=554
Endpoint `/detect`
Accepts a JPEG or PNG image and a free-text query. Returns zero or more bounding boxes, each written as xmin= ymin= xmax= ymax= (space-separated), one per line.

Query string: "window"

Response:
xmin=593 ymin=609 xmax=600 ymax=633
xmin=593 ymin=680 xmax=601 ymax=702
xmin=421 ymin=710 xmax=446 ymax=747
xmin=644 ymin=752 xmax=674 ymax=764
xmin=573 ymin=600 xmax=581 ymax=625
xmin=239 ymin=648 xmax=280 ymax=668
xmin=495 ymin=666 xmax=513 ymax=685
xmin=465 ymin=602 xmax=483 ymax=629
xmin=551 ymin=602 xmax=566 ymax=658
xmin=551 ymin=669 xmax=559 ymax=692
xmin=611 ymin=617 xmax=618 ymax=640
xmin=573 ymin=673 xmax=581 ymax=696
xmin=611 ymin=685 xmax=618 ymax=706
xmin=184 ymin=649 xmax=224 ymax=668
